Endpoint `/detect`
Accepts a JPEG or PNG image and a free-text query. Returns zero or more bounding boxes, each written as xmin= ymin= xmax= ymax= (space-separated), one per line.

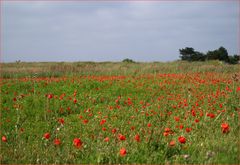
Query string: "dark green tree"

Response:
xmin=228 ymin=55 xmax=239 ymax=64
xmin=179 ymin=47 xmax=206 ymax=61
xmin=218 ymin=46 xmax=229 ymax=61
xmin=206 ymin=46 xmax=229 ymax=62
xmin=179 ymin=47 xmax=196 ymax=61
xmin=122 ymin=58 xmax=135 ymax=63
xmin=206 ymin=50 xmax=219 ymax=60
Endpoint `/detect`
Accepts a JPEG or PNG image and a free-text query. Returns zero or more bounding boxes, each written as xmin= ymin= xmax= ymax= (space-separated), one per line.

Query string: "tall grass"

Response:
xmin=1 ymin=60 xmax=239 ymax=78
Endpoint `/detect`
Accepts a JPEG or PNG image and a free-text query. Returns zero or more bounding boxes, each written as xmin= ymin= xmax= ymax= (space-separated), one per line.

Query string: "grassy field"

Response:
xmin=0 ymin=61 xmax=239 ymax=164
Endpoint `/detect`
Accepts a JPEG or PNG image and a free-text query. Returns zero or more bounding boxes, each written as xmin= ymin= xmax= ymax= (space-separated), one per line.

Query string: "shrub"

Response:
xmin=122 ymin=58 xmax=135 ymax=63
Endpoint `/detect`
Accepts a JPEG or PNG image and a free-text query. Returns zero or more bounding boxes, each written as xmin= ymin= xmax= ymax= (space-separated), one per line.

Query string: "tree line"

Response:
xmin=179 ymin=46 xmax=239 ymax=64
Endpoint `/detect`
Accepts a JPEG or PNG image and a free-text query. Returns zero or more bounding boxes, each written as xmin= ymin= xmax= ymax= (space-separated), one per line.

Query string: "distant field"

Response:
xmin=1 ymin=60 xmax=240 ymax=78
xmin=0 ymin=61 xmax=239 ymax=164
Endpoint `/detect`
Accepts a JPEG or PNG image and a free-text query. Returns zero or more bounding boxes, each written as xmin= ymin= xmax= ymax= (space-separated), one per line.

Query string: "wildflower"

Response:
xmin=120 ymin=148 xmax=127 ymax=157
xmin=186 ymin=128 xmax=192 ymax=133
xmin=207 ymin=113 xmax=215 ymax=118
xmin=2 ymin=136 xmax=7 ymax=142
xmin=43 ymin=132 xmax=51 ymax=139
xmin=178 ymin=136 xmax=186 ymax=144
xmin=179 ymin=124 xmax=184 ymax=129
xmin=195 ymin=119 xmax=200 ymax=123
xmin=169 ymin=140 xmax=175 ymax=147
xmin=102 ymin=127 xmax=106 ymax=131
xmin=54 ymin=138 xmax=61 ymax=146
xmin=73 ymin=98 xmax=77 ymax=104
xmin=58 ymin=118 xmax=64 ymax=125
xmin=83 ymin=119 xmax=88 ymax=124
xmin=163 ymin=127 xmax=173 ymax=136
xmin=73 ymin=138 xmax=82 ymax=148
xmin=174 ymin=116 xmax=180 ymax=122
xmin=104 ymin=137 xmax=109 ymax=142
xmin=134 ymin=134 xmax=140 ymax=142
xmin=237 ymin=87 xmax=240 ymax=92
xmin=221 ymin=123 xmax=230 ymax=133
xmin=100 ymin=119 xmax=106 ymax=125
xmin=112 ymin=128 xmax=117 ymax=134
xmin=118 ymin=134 xmax=126 ymax=141
xmin=47 ymin=94 xmax=53 ymax=99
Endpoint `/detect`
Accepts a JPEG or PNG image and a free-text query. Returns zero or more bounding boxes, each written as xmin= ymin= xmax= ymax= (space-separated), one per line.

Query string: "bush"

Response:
xmin=228 ymin=55 xmax=239 ymax=64
xmin=122 ymin=58 xmax=135 ymax=63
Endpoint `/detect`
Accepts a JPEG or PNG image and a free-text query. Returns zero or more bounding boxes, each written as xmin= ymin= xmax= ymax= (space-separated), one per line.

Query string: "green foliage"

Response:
xmin=206 ymin=46 xmax=229 ymax=62
xmin=179 ymin=47 xmax=206 ymax=61
xmin=122 ymin=58 xmax=135 ymax=63
xmin=179 ymin=46 xmax=238 ymax=64
xmin=228 ymin=55 xmax=239 ymax=64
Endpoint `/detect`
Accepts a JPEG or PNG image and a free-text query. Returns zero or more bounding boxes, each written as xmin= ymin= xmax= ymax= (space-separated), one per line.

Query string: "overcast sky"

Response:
xmin=2 ymin=1 xmax=239 ymax=62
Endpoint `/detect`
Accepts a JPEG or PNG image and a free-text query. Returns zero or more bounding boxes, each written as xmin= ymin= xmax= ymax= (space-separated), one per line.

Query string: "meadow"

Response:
xmin=0 ymin=61 xmax=239 ymax=164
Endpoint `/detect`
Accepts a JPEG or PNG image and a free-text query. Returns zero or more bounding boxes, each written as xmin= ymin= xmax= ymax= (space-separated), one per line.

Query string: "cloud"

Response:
xmin=2 ymin=1 xmax=238 ymax=62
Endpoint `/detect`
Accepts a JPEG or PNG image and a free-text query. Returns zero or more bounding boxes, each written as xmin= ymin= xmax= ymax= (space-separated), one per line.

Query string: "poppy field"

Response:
xmin=0 ymin=62 xmax=239 ymax=164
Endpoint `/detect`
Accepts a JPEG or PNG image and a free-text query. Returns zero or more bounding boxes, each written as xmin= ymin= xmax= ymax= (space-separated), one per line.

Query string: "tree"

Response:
xmin=179 ymin=47 xmax=206 ymax=61
xmin=218 ymin=46 xmax=229 ymax=62
xmin=179 ymin=47 xmax=196 ymax=61
xmin=122 ymin=58 xmax=135 ymax=63
xmin=206 ymin=50 xmax=219 ymax=60
xmin=228 ymin=55 xmax=239 ymax=64
xmin=179 ymin=46 xmax=238 ymax=64
xmin=206 ymin=46 xmax=229 ymax=62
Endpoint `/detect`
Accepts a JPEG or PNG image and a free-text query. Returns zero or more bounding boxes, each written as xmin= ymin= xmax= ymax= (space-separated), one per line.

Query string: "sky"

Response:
xmin=1 ymin=1 xmax=239 ymax=62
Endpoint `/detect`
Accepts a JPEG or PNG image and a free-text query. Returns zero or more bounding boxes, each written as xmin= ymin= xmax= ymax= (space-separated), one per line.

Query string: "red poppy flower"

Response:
xmin=2 ymin=136 xmax=7 ymax=142
xmin=221 ymin=123 xmax=230 ymax=133
xmin=100 ymin=119 xmax=106 ymax=125
xmin=102 ymin=127 xmax=106 ymax=131
xmin=147 ymin=123 xmax=152 ymax=127
xmin=104 ymin=137 xmax=110 ymax=142
xmin=73 ymin=138 xmax=82 ymax=148
xmin=179 ymin=125 xmax=184 ymax=129
xmin=120 ymin=148 xmax=127 ymax=157
xmin=118 ymin=134 xmax=126 ymax=141
xmin=73 ymin=98 xmax=77 ymax=104
xmin=43 ymin=132 xmax=51 ymax=139
xmin=165 ymin=128 xmax=171 ymax=132
xmin=178 ymin=136 xmax=186 ymax=144
xmin=54 ymin=138 xmax=61 ymax=146
xmin=207 ymin=113 xmax=215 ymax=118
xmin=237 ymin=87 xmax=240 ymax=92
xmin=195 ymin=119 xmax=200 ymax=123
xmin=134 ymin=134 xmax=140 ymax=142
xmin=174 ymin=116 xmax=180 ymax=122
xmin=163 ymin=127 xmax=173 ymax=136
xmin=58 ymin=118 xmax=64 ymax=125
xmin=83 ymin=119 xmax=88 ymax=124
xmin=163 ymin=132 xmax=169 ymax=136
xmin=47 ymin=94 xmax=53 ymax=99
xmin=169 ymin=140 xmax=175 ymax=147
xmin=112 ymin=128 xmax=117 ymax=134
xmin=186 ymin=128 xmax=192 ymax=133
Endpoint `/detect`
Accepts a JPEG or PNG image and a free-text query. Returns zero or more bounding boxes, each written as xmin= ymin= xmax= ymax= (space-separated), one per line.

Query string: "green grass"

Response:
xmin=0 ymin=61 xmax=239 ymax=164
